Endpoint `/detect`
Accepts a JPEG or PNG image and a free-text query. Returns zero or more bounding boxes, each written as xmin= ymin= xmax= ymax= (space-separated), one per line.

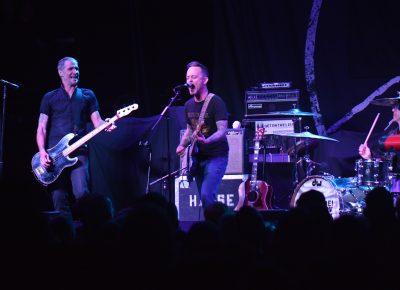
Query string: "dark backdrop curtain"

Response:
xmin=89 ymin=106 xmax=186 ymax=211
xmin=212 ymin=0 xmax=310 ymax=127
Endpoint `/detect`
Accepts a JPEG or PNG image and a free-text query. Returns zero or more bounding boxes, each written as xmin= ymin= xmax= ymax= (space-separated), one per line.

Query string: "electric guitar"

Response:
xmin=31 ymin=103 xmax=139 ymax=186
xmin=186 ymin=121 xmax=205 ymax=182
xmin=235 ymin=127 xmax=272 ymax=211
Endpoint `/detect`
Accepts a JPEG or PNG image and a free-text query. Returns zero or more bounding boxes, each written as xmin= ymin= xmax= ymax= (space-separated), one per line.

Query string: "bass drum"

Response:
xmin=291 ymin=175 xmax=342 ymax=219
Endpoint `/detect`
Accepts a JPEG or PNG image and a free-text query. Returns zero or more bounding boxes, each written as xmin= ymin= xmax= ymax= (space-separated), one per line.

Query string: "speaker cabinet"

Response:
xmin=180 ymin=128 xmax=245 ymax=174
xmin=175 ymin=174 xmax=246 ymax=221
xmin=244 ymin=89 xmax=300 ymax=118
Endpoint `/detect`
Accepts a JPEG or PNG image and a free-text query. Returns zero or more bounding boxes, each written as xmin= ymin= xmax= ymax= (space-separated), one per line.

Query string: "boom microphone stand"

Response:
xmin=0 ymin=79 xmax=19 ymax=182
xmin=141 ymin=83 xmax=190 ymax=201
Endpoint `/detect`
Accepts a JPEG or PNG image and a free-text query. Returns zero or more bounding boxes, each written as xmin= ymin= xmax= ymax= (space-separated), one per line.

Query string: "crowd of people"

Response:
xmin=2 ymin=186 xmax=400 ymax=289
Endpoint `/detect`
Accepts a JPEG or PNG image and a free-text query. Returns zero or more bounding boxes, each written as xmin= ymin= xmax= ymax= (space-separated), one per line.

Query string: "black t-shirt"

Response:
xmin=184 ymin=94 xmax=229 ymax=158
xmin=39 ymin=87 xmax=99 ymax=148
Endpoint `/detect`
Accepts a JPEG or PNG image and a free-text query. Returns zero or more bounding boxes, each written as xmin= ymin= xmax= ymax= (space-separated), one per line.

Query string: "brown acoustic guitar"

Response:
xmin=235 ymin=127 xmax=273 ymax=211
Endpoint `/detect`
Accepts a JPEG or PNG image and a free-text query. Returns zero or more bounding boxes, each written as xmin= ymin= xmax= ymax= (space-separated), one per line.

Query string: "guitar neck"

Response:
xmin=188 ymin=122 xmax=203 ymax=158
xmin=251 ymin=140 xmax=261 ymax=182
xmin=63 ymin=115 xmax=119 ymax=156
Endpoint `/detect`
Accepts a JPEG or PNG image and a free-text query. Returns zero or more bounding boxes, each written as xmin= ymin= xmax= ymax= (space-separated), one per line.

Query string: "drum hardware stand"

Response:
xmin=293 ymin=126 xmax=313 ymax=184
xmin=292 ymin=136 xmax=299 ymax=185
xmin=299 ymin=156 xmax=317 ymax=177
xmin=346 ymin=189 xmax=364 ymax=212
xmin=292 ymin=106 xmax=302 ymax=186
xmin=291 ymin=124 xmax=301 ymax=186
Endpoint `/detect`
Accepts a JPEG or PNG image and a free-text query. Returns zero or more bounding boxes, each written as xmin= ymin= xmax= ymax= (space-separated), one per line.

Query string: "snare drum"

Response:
xmin=355 ymin=158 xmax=390 ymax=187
xmin=291 ymin=175 xmax=342 ymax=219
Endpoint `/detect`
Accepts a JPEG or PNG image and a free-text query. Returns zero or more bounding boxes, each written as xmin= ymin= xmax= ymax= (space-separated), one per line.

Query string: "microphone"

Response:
xmin=0 ymin=79 xmax=20 ymax=89
xmin=173 ymin=82 xmax=194 ymax=91
xmin=384 ymin=119 xmax=394 ymax=131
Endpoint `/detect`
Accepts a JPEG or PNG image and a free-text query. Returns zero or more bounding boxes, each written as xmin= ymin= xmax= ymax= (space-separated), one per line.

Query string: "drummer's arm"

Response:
xmin=359 ymin=144 xmax=372 ymax=159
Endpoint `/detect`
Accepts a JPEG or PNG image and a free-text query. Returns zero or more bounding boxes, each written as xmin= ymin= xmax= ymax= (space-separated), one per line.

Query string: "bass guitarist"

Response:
xmin=176 ymin=61 xmax=229 ymax=215
xmin=36 ymin=56 xmax=115 ymax=217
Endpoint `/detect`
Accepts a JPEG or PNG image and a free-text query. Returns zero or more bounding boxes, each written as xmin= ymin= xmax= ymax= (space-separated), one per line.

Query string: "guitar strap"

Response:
xmin=186 ymin=93 xmax=214 ymax=181
xmin=198 ymin=93 xmax=214 ymax=125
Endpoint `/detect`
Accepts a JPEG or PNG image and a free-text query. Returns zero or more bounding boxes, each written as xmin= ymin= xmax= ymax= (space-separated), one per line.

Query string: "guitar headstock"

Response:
xmin=116 ymin=103 xmax=139 ymax=118
xmin=255 ymin=127 xmax=265 ymax=141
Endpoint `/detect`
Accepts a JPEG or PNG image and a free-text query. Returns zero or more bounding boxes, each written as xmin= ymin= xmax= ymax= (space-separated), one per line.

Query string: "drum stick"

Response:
xmin=384 ymin=119 xmax=394 ymax=131
xmin=363 ymin=113 xmax=380 ymax=145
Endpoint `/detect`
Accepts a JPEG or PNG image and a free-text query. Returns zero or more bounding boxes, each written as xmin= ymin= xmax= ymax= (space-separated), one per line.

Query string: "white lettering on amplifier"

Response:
xmin=217 ymin=194 xmax=234 ymax=206
xmin=256 ymin=120 xmax=294 ymax=134
xmin=188 ymin=194 xmax=235 ymax=207
xmin=189 ymin=194 xmax=201 ymax=207
xmin=248 ymin=104 xmax=263 ymax=109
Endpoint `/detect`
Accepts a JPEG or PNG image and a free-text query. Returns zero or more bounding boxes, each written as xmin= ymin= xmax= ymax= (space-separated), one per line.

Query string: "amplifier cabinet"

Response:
xmin=175 ymin=174 xmax=247 ymax=221
xmin=180 ymin=128 xmax=245 ymax=174
xmin=245 ymin=89 xmax=299 ymax=118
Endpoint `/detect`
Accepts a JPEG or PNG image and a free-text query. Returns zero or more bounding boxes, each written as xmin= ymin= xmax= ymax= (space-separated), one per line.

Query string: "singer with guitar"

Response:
xmin=35 ymin=56 xmax=116 ymax=216
xmin=358 ymin=96 xmax=400 ymax=195
xmin=176 ymin=61 xmax=229 ymax=214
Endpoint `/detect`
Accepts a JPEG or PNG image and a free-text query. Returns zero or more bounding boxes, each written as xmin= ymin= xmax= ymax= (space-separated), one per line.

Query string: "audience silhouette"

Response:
xmin=5 ymin=186 xmax=400 ymax=289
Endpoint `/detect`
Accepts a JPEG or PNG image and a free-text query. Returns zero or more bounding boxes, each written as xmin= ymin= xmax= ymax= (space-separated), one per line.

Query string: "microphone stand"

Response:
xmin=141 ymin=87 xmax=184 ymax=201
xmin=149 ymin=166 xmax=188 ymax=187
xmin=0 ymin=79 xmax=19 ymax=182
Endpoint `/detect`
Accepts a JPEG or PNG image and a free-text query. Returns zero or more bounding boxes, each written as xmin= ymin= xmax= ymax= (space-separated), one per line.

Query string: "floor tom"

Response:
xmin=355 ymin=158 xmax=390 ymax=187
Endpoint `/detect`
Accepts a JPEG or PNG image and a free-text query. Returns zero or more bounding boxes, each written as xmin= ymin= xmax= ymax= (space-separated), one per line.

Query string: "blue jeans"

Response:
xmin=193 ymin=156 xmax=228 ymax=210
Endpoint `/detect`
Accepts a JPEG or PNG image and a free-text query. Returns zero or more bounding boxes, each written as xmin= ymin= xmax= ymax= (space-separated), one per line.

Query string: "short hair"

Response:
xmin=392 ymin=103 xmax=400 ymax=109
xmin=186 ymin=60 xmax=209 ymax=77
xmin=57 ymin=56 xmax=78 ymax=71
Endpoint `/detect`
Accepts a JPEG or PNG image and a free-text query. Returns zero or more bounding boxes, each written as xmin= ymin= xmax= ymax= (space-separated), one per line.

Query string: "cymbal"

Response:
xmin=370 ymin=96 xmax=400 ymax=107
xmin=288 ymin=139 xmax=319 ymax=156
xmin=276 ymin=131 xmax=339 ymax=142
xmin=264 ymin=108 xmax=321 ymax=117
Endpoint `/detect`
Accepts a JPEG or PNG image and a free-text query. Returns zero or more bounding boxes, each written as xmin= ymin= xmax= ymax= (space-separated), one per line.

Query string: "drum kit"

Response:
xmin=265 ymin=106 xmax=394 ymax=219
